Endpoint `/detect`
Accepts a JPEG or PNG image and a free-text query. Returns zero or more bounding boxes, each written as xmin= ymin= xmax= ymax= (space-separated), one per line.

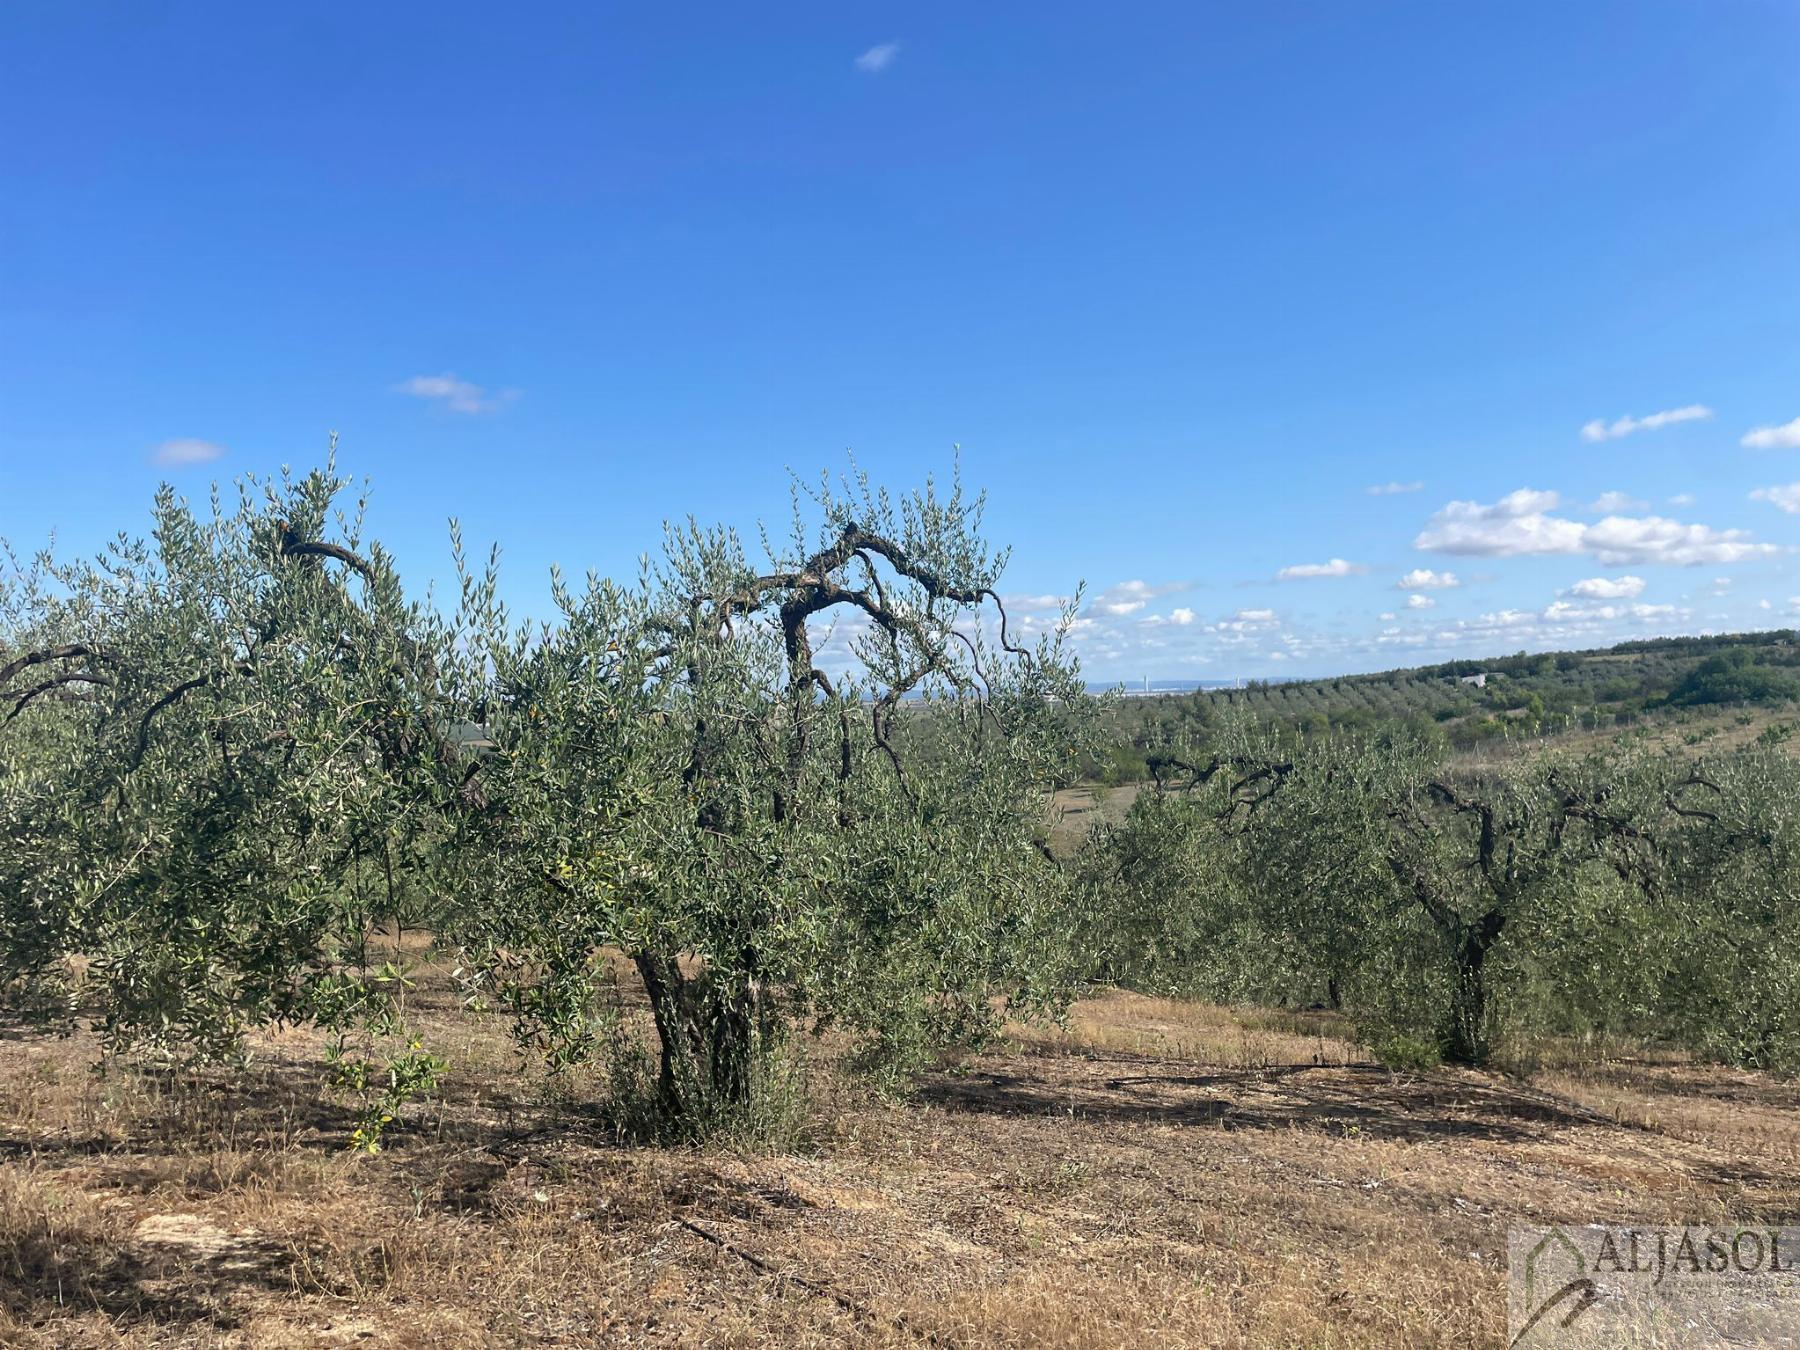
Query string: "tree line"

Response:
xmin=3 ymin=463 xmax=1794 ymax=1148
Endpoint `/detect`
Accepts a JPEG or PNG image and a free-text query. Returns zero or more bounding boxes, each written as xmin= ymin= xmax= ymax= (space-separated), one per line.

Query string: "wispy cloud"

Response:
xmin=1543 ymin=599 xmax=1674 ymax=624
xmin=1396 ymin=568 xmax=1458 ymax=591
xmin=395 ymin=372 xmax=513 ymax=415
xmin=1580 ymin=404 xmax=1711 ymax=443
xmin=1366 ymin=480 xmax=1424 ymax=496
xmin=854 ymin=41 xmax=900 ymax=73
xmin=1415 ymin=487 xmax=1777 ymax=566
xmin=1751 ymin=483 xmax=1800 ymax=514
xmin=1565 ymin=575 xmax=1646 ymax=600
xmin=153 ymin=438 xmax=226 ymax=467
xmin=1001 ymin=592 xmax=1072 ymax=615
xmin=1214 ymin=607 xmax=1277 ymax=631
xmin=1088 ymin=579 xmax=1187 ymax=617
xmin=1276 ymin=558 xmax=1366 ymax=581
xmin=1743 ymin=417 xmax=1800 ymax=450
xmin=1405 ymin=593 xmax=1435 ymax=610
xmin=1591 ymin=490 xmax=1648 ymax=514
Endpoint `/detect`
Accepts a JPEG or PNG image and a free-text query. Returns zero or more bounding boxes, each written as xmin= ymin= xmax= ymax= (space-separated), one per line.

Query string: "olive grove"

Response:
xmin=1082 ymin=728 xmax=1800 ymax=1070
xmin=0 ymin=462 xmax=1098 ymax=1144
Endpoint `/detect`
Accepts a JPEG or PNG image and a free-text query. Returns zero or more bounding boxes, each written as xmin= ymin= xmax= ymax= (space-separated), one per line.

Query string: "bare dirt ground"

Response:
xmin=3 ymin=974 xmax=1795 ymax=1348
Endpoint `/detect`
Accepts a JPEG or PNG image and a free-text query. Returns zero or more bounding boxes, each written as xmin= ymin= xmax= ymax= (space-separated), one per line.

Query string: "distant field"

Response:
xmin=5 ymin=951 xmax=1794 ymax=1347
xmin=1084 ymin=630 xmax=1800 ymax=791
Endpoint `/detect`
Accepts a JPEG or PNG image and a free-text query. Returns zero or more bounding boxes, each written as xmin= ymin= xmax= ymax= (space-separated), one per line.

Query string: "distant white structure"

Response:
xmin=1458 ymin=673 xmax=1488 ymax=689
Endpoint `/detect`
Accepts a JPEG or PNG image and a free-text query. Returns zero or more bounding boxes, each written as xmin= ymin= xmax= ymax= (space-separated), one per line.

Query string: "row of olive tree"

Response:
xmin=1079 ymin=728 xmax=1800 ymax=1070
xmin=0 ymin=461 xmax=1100 ymax=1143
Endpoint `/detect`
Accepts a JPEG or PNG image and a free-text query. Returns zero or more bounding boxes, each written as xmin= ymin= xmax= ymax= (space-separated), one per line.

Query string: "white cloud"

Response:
xmin=395 ymin=372 xmax=511 ymax=415
xmin=1397 ymin=568 xmax=1459 ymax=591
xmin=1566 ymin=575 xmax=1646 ymax=600
xmin=1168 ymin=607 xmax=1195 ymax=626
xmin=1366 ymin=481 xmax=1424 ymax=496
xmin=1591 ymin=491 xmax=1648 ymax=513
xmin=1751 ymin=483 xmax=1800 ymax=515
xmin=1415 ymin=487 xmax=1778 ymax=566
xmin=854 ymin=41 xmax=900 ymax=72
xmin=1414 ymin=488 xmax=1584 ymax=557
xmin=1668 ymin=493 xmax=1697 ymax=508
xmin=153 ymin=438 xmax=226 ymax=466
xmin=1580 ymin=404 xmax=1712 ymax=443
xmin=1742 ymin=417 xmax=1800 ymax=450
xmin=1582 ymin=516 xmax=1778 ymax=566
xmin=1761 ymin=599 xmax=1774 ymax=611
xmin=1543 ymin=600 xmax=1676 ymax=624
xmin=1276 ymin=558 xmax=1366 ymax=581
xmin=1089 ymin=579 xmax=1187 ymax=617
xmin=1211 ymin=607 xmax=1278 ymax=633
xmin=1378 ymin=611 xmax=1397 ymax=621
xmin=1405 ymin=593 xmax=1434 ymax=610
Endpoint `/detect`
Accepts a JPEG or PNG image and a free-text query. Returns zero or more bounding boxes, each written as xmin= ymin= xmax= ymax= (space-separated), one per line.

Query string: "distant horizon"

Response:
xmin=1088 ymin=623 xmax=1800 ymax=692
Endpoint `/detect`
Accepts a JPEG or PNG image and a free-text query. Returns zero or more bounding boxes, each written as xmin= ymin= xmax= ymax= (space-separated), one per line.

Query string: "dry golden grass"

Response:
xmin=1 ymin=974 xmax=1793 ymax=1348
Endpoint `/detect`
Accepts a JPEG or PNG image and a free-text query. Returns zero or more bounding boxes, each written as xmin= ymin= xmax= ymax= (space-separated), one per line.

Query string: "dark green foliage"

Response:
xmin=1668 ymin=646 xmax=1800 ymax=707
xmin=1080 ymin=729 xmax=1800 ymax=1073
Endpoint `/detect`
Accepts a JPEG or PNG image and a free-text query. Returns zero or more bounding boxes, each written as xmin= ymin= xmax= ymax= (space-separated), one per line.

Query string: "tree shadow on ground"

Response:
xmin=1 ymin=1221 xmax=317 ymax=1334
xmin=913 ymin=1062 xmax=1638 ymax=1146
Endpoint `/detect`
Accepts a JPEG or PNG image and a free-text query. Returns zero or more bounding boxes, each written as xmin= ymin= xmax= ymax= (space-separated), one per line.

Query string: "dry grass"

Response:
xmin=1 ymin=974 xmax=1793 ymax=1348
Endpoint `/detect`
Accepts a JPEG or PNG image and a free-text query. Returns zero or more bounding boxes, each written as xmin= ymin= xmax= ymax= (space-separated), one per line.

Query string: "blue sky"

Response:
xmin=3 ymin=2 xmax=1798 ymax=679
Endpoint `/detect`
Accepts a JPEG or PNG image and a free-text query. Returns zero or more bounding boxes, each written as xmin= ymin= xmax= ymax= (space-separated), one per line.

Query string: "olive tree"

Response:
xmin=1084 ymin=729 xmax=1770 ymax=1067
xmin=0 ymin=463 xmax=455 ymax=1146
xmin=447 ymin=468 xmax=1096 ymax=1135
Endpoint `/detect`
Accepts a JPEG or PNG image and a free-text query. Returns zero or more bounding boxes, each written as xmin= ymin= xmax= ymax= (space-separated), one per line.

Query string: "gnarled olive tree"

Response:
xmin=448 ymin=469 xmax=1096 ymax=1134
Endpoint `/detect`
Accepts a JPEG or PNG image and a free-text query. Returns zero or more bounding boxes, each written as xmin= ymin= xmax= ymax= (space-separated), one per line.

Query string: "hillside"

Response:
xmin=1090 ymin=629 xmax=1800 ymax=780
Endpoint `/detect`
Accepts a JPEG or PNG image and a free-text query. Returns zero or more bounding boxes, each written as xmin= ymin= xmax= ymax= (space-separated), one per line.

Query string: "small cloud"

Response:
xmin=1168 ymin=607 xmax=1195 ymax=626
xmin=1566 ymin=575 xmax=1646 ymax=600
xmin=1276 ymin=558 xmax=1367 ymax=581
xmin=1089 ymin=579 xmax=1187 ymax=617
xmin=1366 ymin=480 xmax=1424 ymax=496
xmin=1378 ymin=611 xmax=1397 ymax=621
xmin=154 ymin=438 xmax=226 ymax=467
xmin=1396 ymin=568 xmax=1459 ymax=591
xmin=1591 ymin=491 xmax=1649 ymax=514
xmin=854 ymin=41 xmax=900 ymax=73
xmin=1751 ymin=483 xmax=1800 ymax=515
xmin=1405 ymin=593 xmax=1435 ymax=610
xmin=1580 ymin=404 xmax=1712 ymax=443
xmin=1760 ymin=598 xmax=1774 ymax=611
xmin=1667 ymin=492 xmax=1697 ymax=508
xmin=395 ymin=372 xmax=512 ymax=415
xmin=1211 ymin=607 xmax=1278 ymax=633
xmin=1743 ymin=417 xmax=1800 ymax=450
